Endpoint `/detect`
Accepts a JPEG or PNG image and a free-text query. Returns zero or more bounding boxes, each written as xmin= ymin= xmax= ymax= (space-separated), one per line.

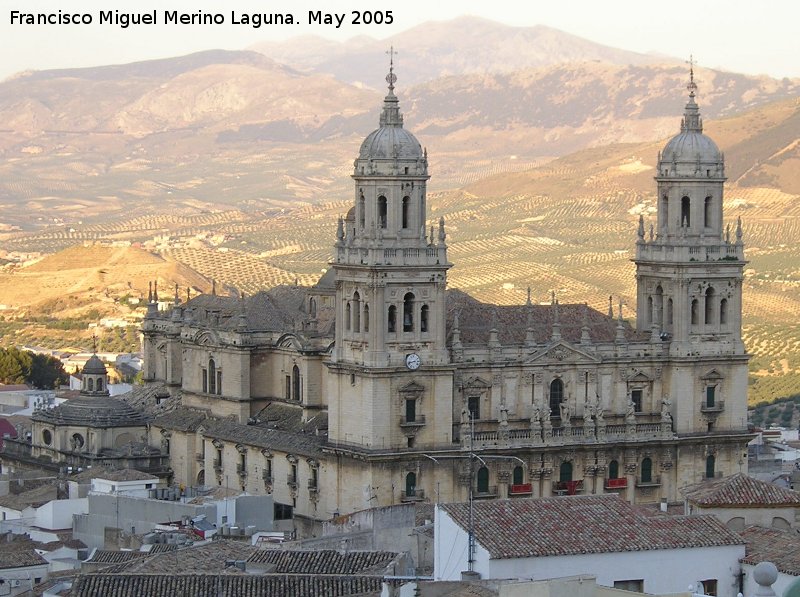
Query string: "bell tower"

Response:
xmin=328 ymin=56 xmax=453 ymax=452
xmin=634 ymin=63 xmax=745 ymax=354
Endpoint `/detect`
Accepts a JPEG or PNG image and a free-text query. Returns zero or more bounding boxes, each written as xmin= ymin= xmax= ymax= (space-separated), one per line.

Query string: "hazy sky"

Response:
xmin=2 ymin=0 xmax=799 ymax=80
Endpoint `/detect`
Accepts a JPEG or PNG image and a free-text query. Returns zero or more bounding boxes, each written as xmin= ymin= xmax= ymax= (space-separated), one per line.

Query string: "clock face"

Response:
xmin=405 ymin=353 xmax=421 ymax=370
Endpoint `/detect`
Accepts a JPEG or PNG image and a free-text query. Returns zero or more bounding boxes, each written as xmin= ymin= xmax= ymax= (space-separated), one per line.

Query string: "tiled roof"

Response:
xmin=446 ymin=289 xmax=646 ymax=346
xmin=0 ymin=546 xmax=48 ymax=569
xmin=98 ymin=540 xmax=257 ymax=575
xmin=740 ymin=526 xmax=800 ymax=575
xmin=251 ymin=402 xmax=328 ymax=435
xmin=682 ymin=473 xmax=800 ymax=507
xmin=94 ymin=469 xmax=158 ymax=482
xmin=0 ymin=482 xmax=58 ymax=511
xmin=440 ymin=495 xmax=743 ymax=560
xmin=152 ymin=405 xmax=210 ymax=432
xmin=203 ymin=418 xmax=325 ymax=458
xmin=32 ymin=395 xmax=150 ymax=428
xmin=245 ymin=549 xmax=400 ymax=575
xmin=71 ymin=573 xmax=383 ymax=596
xmin=86 ymin=550 xmax=148 ymax=564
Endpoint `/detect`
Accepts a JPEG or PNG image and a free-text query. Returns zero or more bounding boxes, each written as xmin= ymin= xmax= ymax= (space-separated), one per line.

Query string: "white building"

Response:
xmin=434 ymin=494 xmax=745 ymax=597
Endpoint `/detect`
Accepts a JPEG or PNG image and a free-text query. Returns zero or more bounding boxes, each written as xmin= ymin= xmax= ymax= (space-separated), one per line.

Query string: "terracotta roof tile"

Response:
xmin=71 ymin=573 xmax=383 ymax=596
xmin=682 ymin=473 xmax=800 ymax=507
xmin=440 ymin=494 xmax=743 ymax=559
xmin=245 ymin=549 xmax=400 ymax=575
xmin=741 ymin=526 xmax=800 ymax=575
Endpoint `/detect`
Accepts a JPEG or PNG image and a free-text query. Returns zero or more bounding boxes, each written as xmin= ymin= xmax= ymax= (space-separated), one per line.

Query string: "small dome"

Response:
xmin=358 ymin=126 xmax=423 ymax=161
xmin=82 ymin=355 xmax=107 ymax=375
xmin=33 ymin=396 xmax=150 ymax=428
xmin=662 ymin=130 xmax=721 ymax=164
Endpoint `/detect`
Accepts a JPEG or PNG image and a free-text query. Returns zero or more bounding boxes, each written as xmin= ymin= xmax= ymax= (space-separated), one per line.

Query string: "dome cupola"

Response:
xmin=657 ymin=61 xmax=724 ymax=179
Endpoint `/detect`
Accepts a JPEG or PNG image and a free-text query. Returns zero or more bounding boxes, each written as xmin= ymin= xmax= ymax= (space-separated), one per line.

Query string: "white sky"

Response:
xmin=1 ymin=0 xmax=799 ymax=80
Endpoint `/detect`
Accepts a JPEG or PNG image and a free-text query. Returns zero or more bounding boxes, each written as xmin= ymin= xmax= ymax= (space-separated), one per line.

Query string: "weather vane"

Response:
xmin=386 ymin=46 xmax=397 ymax=91
xmin=686 ymin=54 xmax=697 ymax=97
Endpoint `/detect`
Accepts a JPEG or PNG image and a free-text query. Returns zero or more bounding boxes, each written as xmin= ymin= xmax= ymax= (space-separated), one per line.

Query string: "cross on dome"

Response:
xmin=386 ymin=46 xmax=398 ymax=93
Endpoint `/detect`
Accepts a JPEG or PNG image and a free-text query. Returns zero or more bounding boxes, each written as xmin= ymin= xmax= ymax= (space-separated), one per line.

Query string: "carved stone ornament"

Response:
xmin=235 ymin=444 xmax=247 ymax=454
xmin=260 ymin=448 xmax=273 ymax=458
xmin=548 ymin=348 xmax=568 ymax=361
xmin=286 ymin=453 xmax=299 ymax=464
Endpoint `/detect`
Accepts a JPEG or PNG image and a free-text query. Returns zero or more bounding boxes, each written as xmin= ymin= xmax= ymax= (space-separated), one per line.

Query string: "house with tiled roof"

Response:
xmin=682 ymin=473 xmax=800 ymax=531
xmin=0 ymin=536 xmax=49 ymax=595
xmin=739 ymin=526 xmax=800 ymax=597
xmin=435 ymin=495 xmax=744 ymax=596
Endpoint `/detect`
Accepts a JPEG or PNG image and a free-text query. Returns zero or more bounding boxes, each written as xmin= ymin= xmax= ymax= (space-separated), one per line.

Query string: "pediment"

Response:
xmin=463 ymin=376 xmax=491 ymax=390
xmin=524 ymin=341 xmax=600 ymax=365
xmin=399 ymin=381 xmax=425 ymax=395
xmin=627 ymin=370 xmax=653 ymax=383
xmin=702 ymin=368 xmax=724 ymax=381
xmin=276 ymin=333 xmax=303 ymax=351
xmin=194 ymin=330 xmax=220 ymax=346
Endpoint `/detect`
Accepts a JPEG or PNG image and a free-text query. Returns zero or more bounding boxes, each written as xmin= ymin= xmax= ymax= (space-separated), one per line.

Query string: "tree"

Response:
xmin=28 ymin=353 xmax=67 ymax=389
xmin=0 ymin=350 xmax=25 ymax=384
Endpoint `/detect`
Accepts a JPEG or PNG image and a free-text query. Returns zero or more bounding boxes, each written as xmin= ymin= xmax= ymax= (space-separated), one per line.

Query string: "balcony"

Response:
xmin=400 ymin=415 xmax=426 ymax=427
xmin=605 ymin=477 xmax=628 ymax=490
xmin=474 ymin=485 xmax=498 ymax=499
xmin=635 ymin=475 xmax=662 ymax=488
xmin=400 ymin=489 xmax=425 ymax=502
xmin=287 ymin=475 xmax=298 ymax=488
xmin=553 ymin=480 xmax=584 ymax=496
xmin=509 ymin=483 xmax=533 ymax=496
xmin=700 ymin=399 xmax=724 ymax=413
xmin=195 ymin=453 xmax=204 ymax=462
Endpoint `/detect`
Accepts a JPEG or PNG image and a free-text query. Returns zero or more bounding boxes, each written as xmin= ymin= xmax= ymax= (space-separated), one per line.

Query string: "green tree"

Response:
xmin=28 ymin=353 xmax=67 ymax=389
xmin=0 ymin=350 xmax=25 ymax=384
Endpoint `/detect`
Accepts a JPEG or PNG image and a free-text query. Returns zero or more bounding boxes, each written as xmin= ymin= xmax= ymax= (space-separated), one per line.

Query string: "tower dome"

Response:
xmin=82 ymin=354 xmax=107 ymax=375
xmin=657 ymin=65 xmax=723 ymax=178
xmin=354 ymin=54 xmax=426 ymax=176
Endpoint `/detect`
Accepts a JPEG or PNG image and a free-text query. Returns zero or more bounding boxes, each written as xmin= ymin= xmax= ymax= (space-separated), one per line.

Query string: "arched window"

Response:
xmin=378 ymin=196 xmax=388 ymax=229
xmin=477 ymin=466 xmax=490 ymax=493
xmin=403 ymin=293 xmax=414 ymax=332
xmin=691 ymin=299 xmax=699 ymax=325
xmin=654 ymin=286 xmax=663 ymax=325
xmin=309 ymin=297 xmax=317 ymax=318
xmin=719 ymin=298 xmax=728 ymax=325
xmin=704 ymin=196 xmax=712 ymax=228
xmin=359 ymin=193 xmax=365 ymax=229
xmin=420 ymin=304 xmax=429 ymax=333
xmin=405 ymin=472 xmax=416 ymax=497
xmin=641 ymin=458 xmax=652 ymax=483
xmin=706 ymin=455 xmax=716 ymax=479
xmin=87 ymin=378 xmax=94 ymax=392
xmin=608 ymin=459 xmax=619 ymax=480
xmin=549 ymin=379 xmax=564 ymax=417
xmin=208 ymin=359 xmax=216 ymax=394
xmin=292 ymin=365 xmax=301 ymax=401
xmin=705 ymin=287 xmax=715 ymax=325
xmin=559 ymin=461 xmax=573 ymax=483
xmin=71 ymin=433 xmax=84 ymax=450
xmin=402 ymin=196 xmax=410 ymax=229
xmin=363 ymin=303 xmax=369 ymax=332
xmin=661 ymin=195 xmax=669 ymax=228
xmin=512 ymin=466 xmax=524 ymax=486
xmin=345 ymin=303 xmax=351 ymax=331
xmin=388 ymin=305 xmax=396 ymax=333
xmin=352 ymin=291 xmax=361 ymax=333
xmin=96 ymin=378 xmax=103 ymax=392
xmin=646 ymin=296 xmax=653 ymax=325
xmin=681 ymin=196 xmax=690 ymax=228
xmin=667 ymin=298 xmax=674 ymax=326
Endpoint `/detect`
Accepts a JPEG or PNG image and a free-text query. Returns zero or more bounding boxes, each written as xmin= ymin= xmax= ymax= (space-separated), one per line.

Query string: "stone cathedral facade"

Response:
xmin=141 ymin=66 xmax=750 ymax=532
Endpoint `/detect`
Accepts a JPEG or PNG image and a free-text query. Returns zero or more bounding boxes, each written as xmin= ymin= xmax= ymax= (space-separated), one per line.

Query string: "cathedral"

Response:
xmin=137 ymin=62 xmax=750 ymax=533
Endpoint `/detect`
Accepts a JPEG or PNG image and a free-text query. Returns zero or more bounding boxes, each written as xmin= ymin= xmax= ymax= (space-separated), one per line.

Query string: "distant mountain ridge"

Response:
xmin=248 ymin=16 xmax=666 ymax=87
